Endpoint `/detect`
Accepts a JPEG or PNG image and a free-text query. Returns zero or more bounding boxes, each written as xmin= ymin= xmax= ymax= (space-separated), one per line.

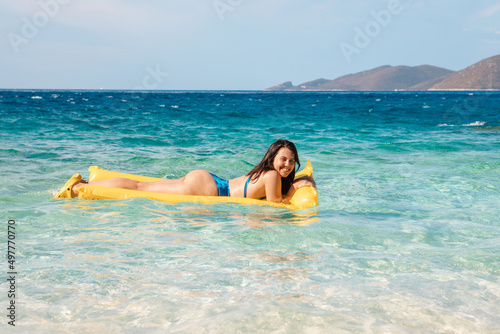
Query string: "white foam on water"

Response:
xmin=462 ymin=121 xmax=486 ymax=126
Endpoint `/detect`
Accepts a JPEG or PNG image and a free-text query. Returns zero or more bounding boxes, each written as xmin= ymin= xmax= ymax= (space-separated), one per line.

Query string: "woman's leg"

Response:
xmin=72 ymin=170 xmax=218 ymax=197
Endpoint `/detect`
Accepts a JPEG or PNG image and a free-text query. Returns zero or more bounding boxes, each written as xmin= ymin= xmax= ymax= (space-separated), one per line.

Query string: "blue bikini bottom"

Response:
xmin=209 ymin=173 xmax=230 ymax=197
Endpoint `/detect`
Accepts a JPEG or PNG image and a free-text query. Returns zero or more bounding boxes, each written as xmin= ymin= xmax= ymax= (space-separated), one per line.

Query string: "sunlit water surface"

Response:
xmin=0 ymin=91 xmax=499 ymax=333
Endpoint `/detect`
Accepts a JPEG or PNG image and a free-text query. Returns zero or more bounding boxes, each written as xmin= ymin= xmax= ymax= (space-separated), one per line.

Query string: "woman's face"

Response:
xmin=273 ymin=147 xmax=295 ymax=178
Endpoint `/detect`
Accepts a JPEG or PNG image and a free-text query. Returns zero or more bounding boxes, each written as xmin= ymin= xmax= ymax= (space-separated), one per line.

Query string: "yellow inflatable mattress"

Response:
xmin=76 ymin=160 xmax=318 ymax=210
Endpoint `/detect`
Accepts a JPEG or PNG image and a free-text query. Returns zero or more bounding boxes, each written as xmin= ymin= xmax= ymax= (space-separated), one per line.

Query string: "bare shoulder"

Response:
xmin=263 ymin=170 xmax=280 ymax=181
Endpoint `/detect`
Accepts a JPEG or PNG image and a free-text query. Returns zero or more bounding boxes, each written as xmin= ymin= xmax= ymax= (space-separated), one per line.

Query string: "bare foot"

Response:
xmin=71 ymin=180 xmax=88 ymax=197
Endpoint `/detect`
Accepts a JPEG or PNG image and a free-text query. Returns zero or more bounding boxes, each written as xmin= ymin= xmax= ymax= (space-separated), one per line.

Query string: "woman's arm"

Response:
xmin=263 ymin=172 xmax=317 ymax=204
xmin=263 ymin=170 xmax=283 ymax=203
xmin=282 ymin=176 xmax=316 ymax=203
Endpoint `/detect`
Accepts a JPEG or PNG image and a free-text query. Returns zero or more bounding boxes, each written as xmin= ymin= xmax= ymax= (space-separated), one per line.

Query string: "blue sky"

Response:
xmin=1 ymin=0 xmax=499 ymax=90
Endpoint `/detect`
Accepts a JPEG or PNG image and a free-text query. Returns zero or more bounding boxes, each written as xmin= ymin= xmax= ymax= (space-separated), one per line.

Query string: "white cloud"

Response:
xmin=0 ymin=0 xmax=214 ymax=39
xmin=476 ymin=2 xmax=500 ymax=18
xmin=0 ymin=1 xmax=40 ymax=15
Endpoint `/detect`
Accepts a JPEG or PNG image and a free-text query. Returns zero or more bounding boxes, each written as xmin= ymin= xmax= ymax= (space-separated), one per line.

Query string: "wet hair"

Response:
xmin=247 ymin=139 xmax=300 ymax=195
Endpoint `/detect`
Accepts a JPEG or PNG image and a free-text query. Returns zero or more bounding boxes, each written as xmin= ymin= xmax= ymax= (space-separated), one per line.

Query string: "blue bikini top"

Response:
xmin=244 ymin=176 xmax=251 ymax=198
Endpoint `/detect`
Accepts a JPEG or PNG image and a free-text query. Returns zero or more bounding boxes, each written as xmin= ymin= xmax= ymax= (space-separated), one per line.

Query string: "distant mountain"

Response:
xmin=266 ymin=54 xmax=500 ymax=91
xmin=266 ymin=65 xmax=454 ymax=91
xmin=429 ymin=55 xmax=500 ymax=90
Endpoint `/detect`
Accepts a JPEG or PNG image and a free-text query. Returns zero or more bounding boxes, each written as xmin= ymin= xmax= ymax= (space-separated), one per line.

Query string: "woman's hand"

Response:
xmin=280 ymin=197 xmax=291 ymax=204
xmin=282 ymin=176 xmax=316 ymax=203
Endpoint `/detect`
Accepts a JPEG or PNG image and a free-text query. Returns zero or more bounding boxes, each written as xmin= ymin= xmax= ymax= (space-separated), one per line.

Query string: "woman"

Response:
xmin=55 ymin=139 xmax=300 ymax=204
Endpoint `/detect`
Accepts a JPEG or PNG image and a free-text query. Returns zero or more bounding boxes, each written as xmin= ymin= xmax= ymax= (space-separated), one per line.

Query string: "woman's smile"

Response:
xmin=274 ymin=147 xmax=295 ymax=177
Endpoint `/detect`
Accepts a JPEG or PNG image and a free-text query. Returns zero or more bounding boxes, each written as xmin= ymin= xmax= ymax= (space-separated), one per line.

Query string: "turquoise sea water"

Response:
xmin=1 ymin=90 xmax=499 ymax=333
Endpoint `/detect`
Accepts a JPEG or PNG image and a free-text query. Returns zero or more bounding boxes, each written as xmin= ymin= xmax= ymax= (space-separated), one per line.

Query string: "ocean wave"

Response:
xmin=438 ymin=121 xmax=486 ymax=127
xmin=462 ymin=121 xmax=486 ymax=126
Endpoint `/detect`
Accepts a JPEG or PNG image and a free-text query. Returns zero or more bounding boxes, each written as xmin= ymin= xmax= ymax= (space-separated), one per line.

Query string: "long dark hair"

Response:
xmin=247 ymin=139 xmax=300 ymax=195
